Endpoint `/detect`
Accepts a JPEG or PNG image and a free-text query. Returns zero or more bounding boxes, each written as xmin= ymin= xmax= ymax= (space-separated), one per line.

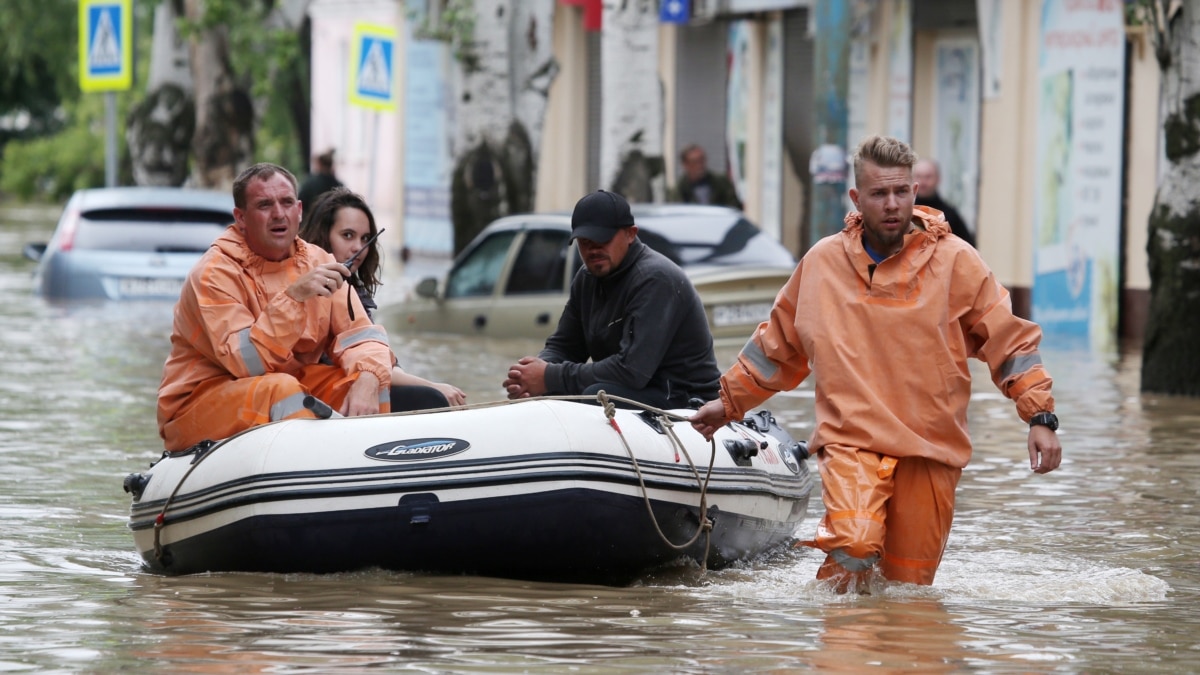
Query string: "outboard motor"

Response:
xmin=740 ymin=410 xmax=810 ymax=469
xmin=123 ymin=473 xmax=149 ymax=501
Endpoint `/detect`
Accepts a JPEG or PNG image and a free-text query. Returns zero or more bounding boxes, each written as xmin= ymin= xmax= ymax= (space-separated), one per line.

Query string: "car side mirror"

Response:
xmin=415 ymin=276 xmax=440 ymax=299
xmin=23 ymin=243 xmax=46 ymax=262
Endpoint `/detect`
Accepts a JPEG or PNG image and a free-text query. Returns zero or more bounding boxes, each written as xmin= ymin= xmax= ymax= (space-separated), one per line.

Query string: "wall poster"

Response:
xmin=1033 ymin=0 xmax=1125 ymax=351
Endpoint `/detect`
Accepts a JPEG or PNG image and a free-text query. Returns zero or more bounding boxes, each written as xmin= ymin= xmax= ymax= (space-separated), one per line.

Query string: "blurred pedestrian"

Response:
xmin=690 ymin=136 xmax=1061 ymax=592
xmin=301 ymin=187 xmax=467 ymax=409
xmin=671 ymin=144 xmax=743 ymax=210
xmin=298 ymin=148 xmax=344 ymax=209
xmin=913 ymin=158 xmax=975 ymax=247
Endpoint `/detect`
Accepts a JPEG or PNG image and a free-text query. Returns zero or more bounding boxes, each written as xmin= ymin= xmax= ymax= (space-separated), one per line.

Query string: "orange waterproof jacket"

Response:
xmin=157 ymin=226 xmax=393 ymax=436
xmin=719 ymin=207 xmax=1054 ymax=469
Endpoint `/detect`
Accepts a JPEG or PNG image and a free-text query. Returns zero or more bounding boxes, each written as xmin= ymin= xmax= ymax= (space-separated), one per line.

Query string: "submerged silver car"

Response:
xmin=25 ymin=187 xmax=234 ymax=300
xmin=383 ymin=204 xmax=797 ymax=345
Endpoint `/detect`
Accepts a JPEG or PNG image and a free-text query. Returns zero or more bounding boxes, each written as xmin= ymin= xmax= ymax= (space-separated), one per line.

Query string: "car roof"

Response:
xmin=480 ymin=204 xmax=757 ymax=242
xmin=480 ymin=201 xmax=748 ymax=230
xmin=70 ymin=187 xmax=234 ymax=214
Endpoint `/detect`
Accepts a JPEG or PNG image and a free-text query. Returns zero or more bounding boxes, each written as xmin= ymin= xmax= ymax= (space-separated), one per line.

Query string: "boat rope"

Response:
xmin=150 ymin=427 xmax=256 ymax=563
xmin=149 ymin=390 xmax=721 ymax=569
xmin=596 ymin=391 xmax=717 ymax=573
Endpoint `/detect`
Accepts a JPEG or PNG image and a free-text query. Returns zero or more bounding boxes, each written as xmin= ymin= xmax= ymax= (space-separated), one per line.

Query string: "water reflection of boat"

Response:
xmin=124 ymin=398 xmax=813 ymax=584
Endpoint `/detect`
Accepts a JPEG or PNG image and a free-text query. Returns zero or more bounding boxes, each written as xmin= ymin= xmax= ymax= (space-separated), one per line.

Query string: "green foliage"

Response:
xmin=0 ymin=94 xmax=131 ymax=201
xmin=1125 ymin=0 xmax=1152 ymax=26
xmin=177 ymin=0 xmax=303 ymax=99
xmin=0 ymin=0 xmax=81 ymax=130
xmin=1 ymin=0 xmax=151 ymax=200
xmin=1 ymin=0 xmax=309 ymax=199
xmin=257 ymin=93 xmax=303 ymax=173
xmin=177 ymin=0 xmax=308 ymax=177
xmin=410 ymin=0 xmax=479 ymax=72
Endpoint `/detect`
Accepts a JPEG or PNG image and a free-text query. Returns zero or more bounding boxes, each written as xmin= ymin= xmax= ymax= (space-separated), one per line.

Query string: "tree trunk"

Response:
xmin=600 ymin=0 xmax=664 ymax=203
xmin=449 ymin=0 xmax=557 ymax=254
xmin=1142 ymin=0 xmax=1200 ymax=396
xmin=127 ymin=0 xmax=194 ymax=186
xmin=183 ymin=0 xmax=254 ymax=191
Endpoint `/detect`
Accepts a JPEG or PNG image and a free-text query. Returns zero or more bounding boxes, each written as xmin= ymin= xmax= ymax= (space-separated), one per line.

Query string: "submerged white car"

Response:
xmin=383 ymin=204 xmax=797 ymax=345
xmin=25 ymin=187 xmax=234 ymax=301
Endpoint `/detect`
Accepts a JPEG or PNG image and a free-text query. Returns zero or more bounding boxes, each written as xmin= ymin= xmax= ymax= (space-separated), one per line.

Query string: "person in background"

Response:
xmin=503 ymin=189 xmax=721 ymax=409
xmin=158 ymin=163 xmax=392 ymax=453
xmin=913 ymin=158 xmax=976 ymax=247
xmin=690 ymin=136 xmax=1061 ymax=592
xmin=301 ymin=187 xmax=466 ymax=409
xmin=671 ymin=143 xmax=743 ymax=210
xmin=298 ymin=148 xmax=344 ymax=209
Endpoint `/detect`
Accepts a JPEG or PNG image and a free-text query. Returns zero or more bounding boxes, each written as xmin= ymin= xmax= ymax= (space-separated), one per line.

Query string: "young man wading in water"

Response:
xmin=690 ymin=135 xmax=1062 ymax=592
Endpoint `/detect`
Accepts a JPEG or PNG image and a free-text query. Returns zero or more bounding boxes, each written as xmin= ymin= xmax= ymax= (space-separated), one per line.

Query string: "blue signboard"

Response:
xmin=349 ymin=23 xmax=398 ymax=111
xmin=660 ymin=0 xmax=690 ymax=23
xmin=79 ymin=0 xmax=132 ymax=92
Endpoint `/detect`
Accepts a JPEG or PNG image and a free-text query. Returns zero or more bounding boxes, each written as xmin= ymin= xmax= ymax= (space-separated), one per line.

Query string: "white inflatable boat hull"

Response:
xmin=126 ymin=399 xmax=813 ymax=583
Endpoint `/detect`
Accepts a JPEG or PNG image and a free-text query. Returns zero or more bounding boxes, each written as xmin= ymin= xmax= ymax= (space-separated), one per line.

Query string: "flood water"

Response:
xmin=2 ymin=205 xmax=1198 ymax=673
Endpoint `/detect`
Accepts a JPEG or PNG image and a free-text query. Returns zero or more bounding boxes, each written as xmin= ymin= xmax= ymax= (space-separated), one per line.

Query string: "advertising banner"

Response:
xmin=887 ymin=0 xmax=912 ymax=142
xmin=933 ymin=36 xmax=980 ymax=235
xmin=402 ymin=30 xmax=454 ymax=254
xmin=1033 ymin=0 xmax=1125 ymax=351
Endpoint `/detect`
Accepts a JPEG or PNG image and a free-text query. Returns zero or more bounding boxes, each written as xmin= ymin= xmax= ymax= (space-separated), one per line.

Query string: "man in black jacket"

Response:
xmin=913 ymin=158 xmax=976 ymax=248
xmin=502 ymin=190 xmax=721 ymax=409
xmin=672 ymin=144 xmax=743 ymax=210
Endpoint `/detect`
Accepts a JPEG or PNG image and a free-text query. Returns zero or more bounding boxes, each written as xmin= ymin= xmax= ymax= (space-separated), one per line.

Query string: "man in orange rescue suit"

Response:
xmin=689 ymin=135 xmax=1062 ymax=591
xmin=157 ymin=163 xmax=393 ymax=452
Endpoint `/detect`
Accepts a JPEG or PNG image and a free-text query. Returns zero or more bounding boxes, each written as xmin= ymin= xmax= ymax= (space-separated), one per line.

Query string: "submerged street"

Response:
xmin=1 ymin=207 xmax=1198 ymax=672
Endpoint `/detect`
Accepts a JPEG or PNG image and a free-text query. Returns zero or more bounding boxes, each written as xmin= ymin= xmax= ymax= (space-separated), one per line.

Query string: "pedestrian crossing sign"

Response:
xmin=349 ymin=23 xmax=397 ymax=111
xmin=78 ymin=0 xmax=133 ymax=92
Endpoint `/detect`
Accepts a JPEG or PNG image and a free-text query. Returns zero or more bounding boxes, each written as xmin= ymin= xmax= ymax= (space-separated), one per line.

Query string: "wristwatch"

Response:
xmin=1029 ymin=412 xmax=1059 ymax=431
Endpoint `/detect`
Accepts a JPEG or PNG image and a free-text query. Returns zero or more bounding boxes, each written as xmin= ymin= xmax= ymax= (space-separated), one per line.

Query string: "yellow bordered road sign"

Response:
xmin=79 ymin=0 xmax=133 ymax=92
xmin=349 ymin=22 xmax=398 ymax=111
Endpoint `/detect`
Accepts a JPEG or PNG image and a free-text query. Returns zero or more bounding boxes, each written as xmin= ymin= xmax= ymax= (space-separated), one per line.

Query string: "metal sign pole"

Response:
xmin=105 ymin=92 xmax=118 ymax=187
xmin=80 ymin=0 xmax=132 ymax=187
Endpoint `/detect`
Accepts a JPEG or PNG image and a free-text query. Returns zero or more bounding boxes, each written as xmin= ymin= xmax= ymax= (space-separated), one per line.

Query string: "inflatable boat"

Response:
xmin=124 ymin=397 xmax=813 ymax=583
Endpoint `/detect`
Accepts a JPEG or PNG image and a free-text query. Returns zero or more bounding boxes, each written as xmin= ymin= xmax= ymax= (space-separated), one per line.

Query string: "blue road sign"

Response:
xmin=79 ymin=0 xmax=132 ymax=92
xmin=660 ymin=0 xmax=691 ymax=24
xmin=350 ymin=23 xmax=397 ymax=111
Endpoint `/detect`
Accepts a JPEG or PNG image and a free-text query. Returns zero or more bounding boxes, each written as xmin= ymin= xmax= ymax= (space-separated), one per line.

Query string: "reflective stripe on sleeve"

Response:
xmin=269 ymin=392 xmax=310 ymax=421
xmin=1000 ymin=352 xmax=1042 ymax=380
xmin=237 ymin=328 xmax=266 ymax=377
xmin=337 ymin=326 xmax=389 ymax=352
xmin=740 ymin=337 xmax=779 ymax=380
xmin=379 ymin=387 xmax=390 ymax=404
xmin=829 ymin=548 xmax=881 ymax=573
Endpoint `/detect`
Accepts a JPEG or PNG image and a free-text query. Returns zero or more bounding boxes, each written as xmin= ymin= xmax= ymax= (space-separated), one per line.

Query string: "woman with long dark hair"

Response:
xmin=301 ymin=188 xmax=466 ymax=409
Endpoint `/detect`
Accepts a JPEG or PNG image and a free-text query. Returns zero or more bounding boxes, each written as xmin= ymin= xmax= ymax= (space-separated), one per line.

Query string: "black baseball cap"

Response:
xmin=570 ymin=190 xmax=635 ymax=243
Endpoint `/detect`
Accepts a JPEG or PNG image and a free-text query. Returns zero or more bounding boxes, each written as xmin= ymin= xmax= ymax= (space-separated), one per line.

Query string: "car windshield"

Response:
xmin=505 ymin=229 xmax=571 ymax=295
xmin=447 ymin=230 xmax=518 ymax=298
xmin=637 ymin=214 xmax=794 ymax=267
xmin=73 ymin=207 xmax=232 ymax=253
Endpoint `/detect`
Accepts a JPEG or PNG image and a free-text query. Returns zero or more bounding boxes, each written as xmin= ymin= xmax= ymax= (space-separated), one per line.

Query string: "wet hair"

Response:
xmin=299 ymin=187 xmax=382 ymax=297
xmin=851 ymin=136 xmax=918 ymax=186
xmin=232 ymin=163 xmax=299 ymax=209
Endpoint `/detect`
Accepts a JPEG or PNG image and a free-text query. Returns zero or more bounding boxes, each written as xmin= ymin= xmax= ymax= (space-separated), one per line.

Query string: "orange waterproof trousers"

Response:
xmin=161 ymin=365 xmax=388 ymax=453
xmin=811 ymin=443 xmax=962 ymax=586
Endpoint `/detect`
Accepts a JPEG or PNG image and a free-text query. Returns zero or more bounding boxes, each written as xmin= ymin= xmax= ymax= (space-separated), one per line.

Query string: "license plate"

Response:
xmin=712 ymin=302 xmax=773 ymax=327
xmin=118 ymin=277 xmax=184 ymax=298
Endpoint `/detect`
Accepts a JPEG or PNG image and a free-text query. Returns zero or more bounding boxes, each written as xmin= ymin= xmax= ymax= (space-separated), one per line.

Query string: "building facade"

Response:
xmin=308 ymin=0 xmax=1157 ymax=345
